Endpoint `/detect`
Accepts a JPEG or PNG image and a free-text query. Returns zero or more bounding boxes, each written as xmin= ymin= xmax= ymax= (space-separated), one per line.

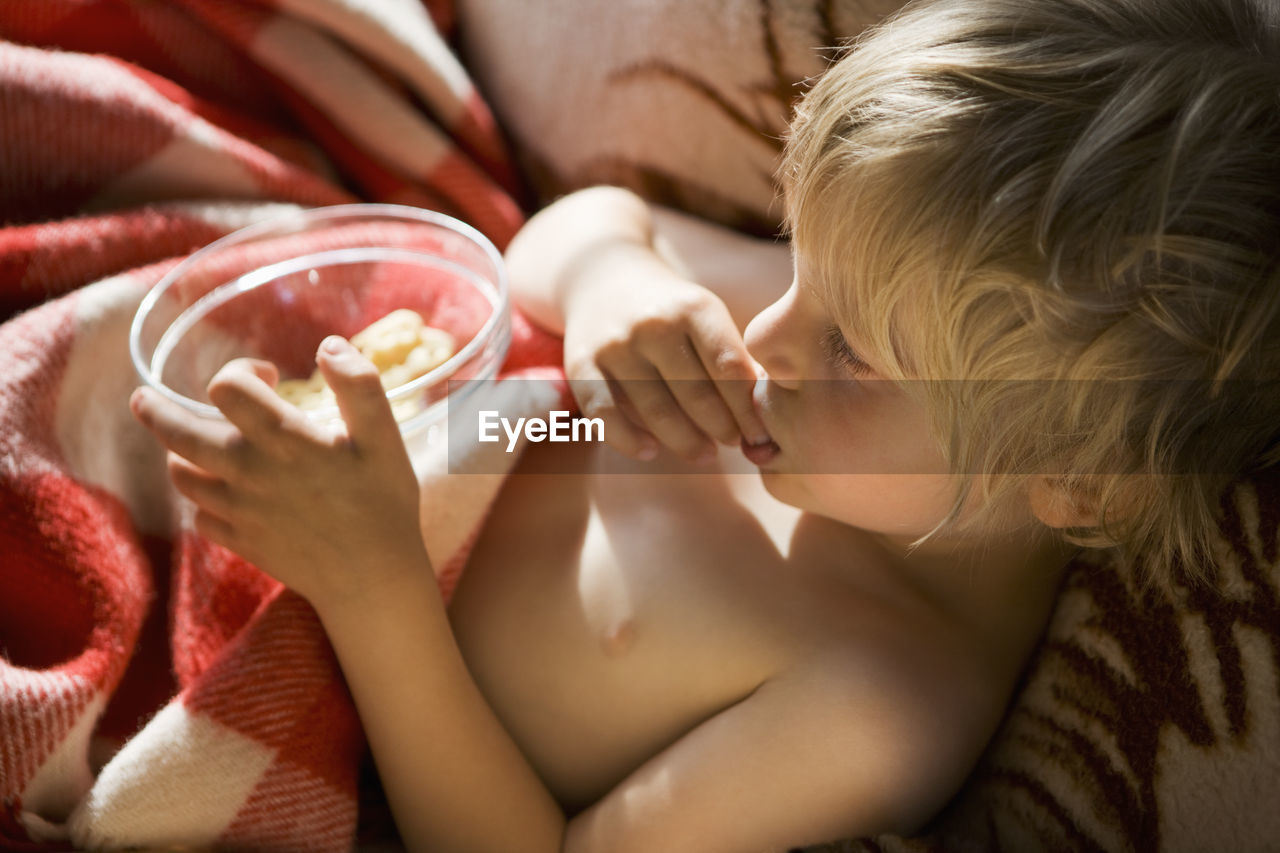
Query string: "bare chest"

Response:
xmin=446 ymin=445 xmax=828 ymax=809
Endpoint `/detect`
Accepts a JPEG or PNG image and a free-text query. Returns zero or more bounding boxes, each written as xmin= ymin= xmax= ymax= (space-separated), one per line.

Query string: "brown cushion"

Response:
xmin=458 ymin=0 xmax=903 ymax=235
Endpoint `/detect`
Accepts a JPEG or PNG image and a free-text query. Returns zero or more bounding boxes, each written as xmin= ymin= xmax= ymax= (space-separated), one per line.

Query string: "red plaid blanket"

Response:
xmin=0 ymin=2 xmax=560 ymax=849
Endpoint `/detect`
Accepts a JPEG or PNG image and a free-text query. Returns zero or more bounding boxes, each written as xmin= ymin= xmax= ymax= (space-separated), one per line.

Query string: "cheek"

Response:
xmin=766 ymin=391 xmax=962 ymax=532
xmin=808 ymin=474 xmax=963 ymax=534
xmin=798 ymin=388 xmax=945 ymax=475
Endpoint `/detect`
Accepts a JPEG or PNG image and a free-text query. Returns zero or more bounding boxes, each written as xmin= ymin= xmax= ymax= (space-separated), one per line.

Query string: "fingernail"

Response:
xmin=694 ymin=445 xmax=717 ymax=464
xmin=637 ymin=440 xmax=659 ymax=461
xmin=747 ymin=429 xmax=772 ymax=447
xmin=322 ymin=336 xmax=351 ymax=355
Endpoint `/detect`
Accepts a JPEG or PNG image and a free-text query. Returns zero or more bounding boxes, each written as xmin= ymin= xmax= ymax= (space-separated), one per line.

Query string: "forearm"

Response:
xmin=506 ymin=186 xmax=792 ymax=335
xmin=315 ymin=566 xmax=564 ymax=853
xmin=648 ymin=206 xmax=794 ymax=328
xmin=505 ymin=186 xmax=653 ymax=336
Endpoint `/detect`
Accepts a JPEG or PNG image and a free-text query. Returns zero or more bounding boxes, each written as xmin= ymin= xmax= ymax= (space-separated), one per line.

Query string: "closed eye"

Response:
xmin=820 ymin=325 xmax=872 ymax=377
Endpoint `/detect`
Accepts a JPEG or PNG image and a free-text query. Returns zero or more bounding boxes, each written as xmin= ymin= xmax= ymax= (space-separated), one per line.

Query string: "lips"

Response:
xmin=741 ymin=436 xmax=781 ymax=465
xmin=743 ymin=374 xmax=782 ymax=465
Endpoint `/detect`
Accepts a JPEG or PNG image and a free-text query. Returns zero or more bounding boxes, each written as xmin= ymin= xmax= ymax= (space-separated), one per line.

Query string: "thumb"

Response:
xmin=315 ymin=336 xmax=401 ymax=450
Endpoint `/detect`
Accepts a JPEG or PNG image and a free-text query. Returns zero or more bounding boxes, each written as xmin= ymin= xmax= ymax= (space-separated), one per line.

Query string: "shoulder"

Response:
xmin=784 ymin=601 xmax=1012 ymax=834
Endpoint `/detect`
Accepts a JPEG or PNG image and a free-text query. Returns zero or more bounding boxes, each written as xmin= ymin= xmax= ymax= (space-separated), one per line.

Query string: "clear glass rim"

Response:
xmin=128 ymin=203 xmax=511 ymax=424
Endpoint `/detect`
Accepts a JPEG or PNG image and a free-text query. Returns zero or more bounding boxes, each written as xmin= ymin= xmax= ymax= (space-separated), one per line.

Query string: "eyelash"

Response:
xmin=820 ymin=325 xmax=872 ymax=377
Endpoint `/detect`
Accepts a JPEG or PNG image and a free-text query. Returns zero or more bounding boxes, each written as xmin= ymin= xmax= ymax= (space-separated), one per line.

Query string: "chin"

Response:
xmin=758 ymin=471 xmax=887 ymax=530
xmin=757 ymin=469 xmax=811 ymax=510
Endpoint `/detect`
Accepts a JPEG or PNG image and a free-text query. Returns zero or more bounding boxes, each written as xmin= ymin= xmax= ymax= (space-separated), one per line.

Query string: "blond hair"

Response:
xmin=783 ymin=0 xmax=1280 ymax=589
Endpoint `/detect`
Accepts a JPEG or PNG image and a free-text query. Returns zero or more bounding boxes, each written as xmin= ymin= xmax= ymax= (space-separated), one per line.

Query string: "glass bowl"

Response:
xmin=129 ymin=204 xmax=511 ymax=459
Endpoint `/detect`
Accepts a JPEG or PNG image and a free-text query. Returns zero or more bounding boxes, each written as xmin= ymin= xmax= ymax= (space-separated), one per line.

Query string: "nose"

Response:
xmin=744 ymin=281 xmax=806 ymax=390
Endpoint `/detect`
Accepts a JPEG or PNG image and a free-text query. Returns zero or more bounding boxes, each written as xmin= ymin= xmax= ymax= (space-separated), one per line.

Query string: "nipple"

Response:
xmin=600 ymin=619 xmax=636 ymax=658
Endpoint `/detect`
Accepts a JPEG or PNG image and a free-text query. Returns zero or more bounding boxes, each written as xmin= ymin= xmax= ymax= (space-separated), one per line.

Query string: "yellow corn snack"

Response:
xmin=274 ymin=309 xmax=455 ymax=419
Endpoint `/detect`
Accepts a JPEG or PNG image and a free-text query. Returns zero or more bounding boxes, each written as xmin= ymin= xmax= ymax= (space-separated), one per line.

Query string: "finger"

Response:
xmin=686 ymin=310 xmax=772 ymax=446
xmin=315 ymin=336 xmax=401 ymax=453
xmin=638 ymin=335 xmax=739 ymax=445
xmin=192 ymin=507 xmax=239 ymax=554
xmin=131 ymin=386 xmax=244 ymax=478
xmin=167 ymin=452 xmax=236 ymax=520
xmin=603 ymin=361 xmax=716 ymax=462
xmin=566 ymin=359 xmax=659 ymax=460
xmin=237 ymin=358 xmax=280 ymax=387
xmin=207 ymin=358 xmax=305 ymax=445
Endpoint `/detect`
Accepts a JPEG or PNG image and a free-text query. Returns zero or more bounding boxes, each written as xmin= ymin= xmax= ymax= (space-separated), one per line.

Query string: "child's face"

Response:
xmin=743 ymin=260 xmax=972 ymax=544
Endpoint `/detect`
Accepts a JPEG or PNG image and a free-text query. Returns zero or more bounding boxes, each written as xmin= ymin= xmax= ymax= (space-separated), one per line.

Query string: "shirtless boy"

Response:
xmin=129 ymin=0 xmax=1280 ymax=849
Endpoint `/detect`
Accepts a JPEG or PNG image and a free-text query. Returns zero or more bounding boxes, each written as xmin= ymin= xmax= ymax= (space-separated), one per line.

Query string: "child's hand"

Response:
xmin=563 ymin=257 xmax=771 ymax=462
xmin=130 ymin=336 xmax=428 ymax=612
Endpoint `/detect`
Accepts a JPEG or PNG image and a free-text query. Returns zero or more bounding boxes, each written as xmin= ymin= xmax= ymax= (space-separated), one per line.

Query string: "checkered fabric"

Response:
xmin=0 ymin=2 xmax=559 ymax=849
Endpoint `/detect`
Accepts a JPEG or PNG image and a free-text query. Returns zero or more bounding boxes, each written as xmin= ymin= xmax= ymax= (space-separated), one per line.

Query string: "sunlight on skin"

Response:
xmin=621 ymin=764 xmax=675 ymax=821
xmin=576 ymin=511 xmax=638 ymax=658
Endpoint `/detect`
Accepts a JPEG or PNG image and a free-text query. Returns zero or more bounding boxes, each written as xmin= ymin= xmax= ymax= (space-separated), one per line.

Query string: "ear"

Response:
xmin=1027 ymin=476 xmax=1100 ymax=529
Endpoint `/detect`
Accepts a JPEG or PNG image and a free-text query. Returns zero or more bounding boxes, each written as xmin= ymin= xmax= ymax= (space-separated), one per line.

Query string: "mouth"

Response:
xmin=742 ymin=375 xmax=781 ymax=465
xmin=740 ymin=436 xmax=781 ymax=466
